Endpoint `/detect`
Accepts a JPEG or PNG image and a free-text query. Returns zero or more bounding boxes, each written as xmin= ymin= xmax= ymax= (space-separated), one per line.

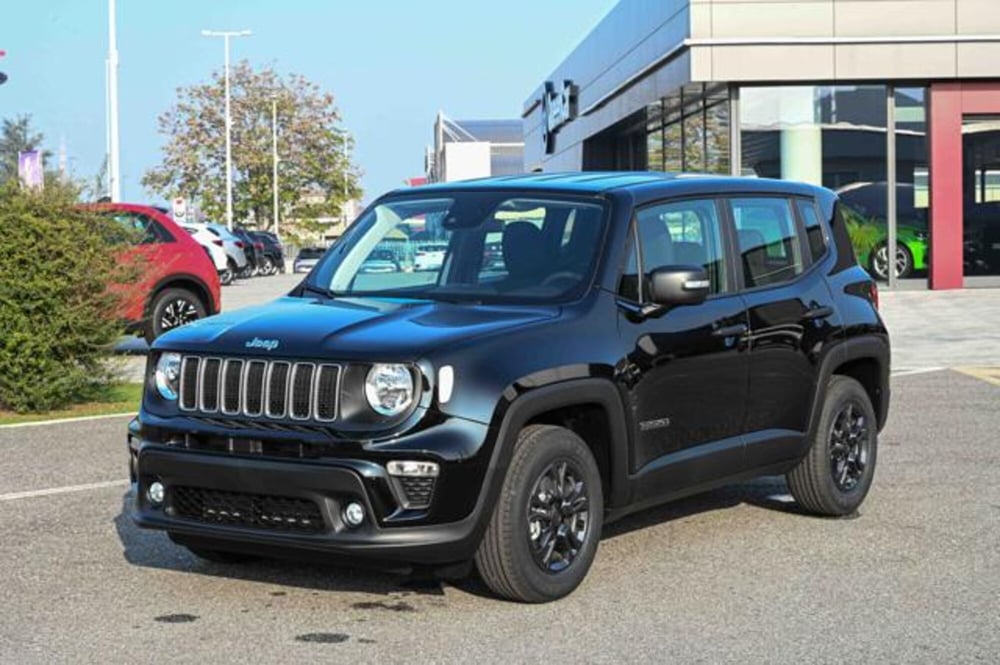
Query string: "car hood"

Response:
xmin=154 ymin=295 xmax=559 ymax=360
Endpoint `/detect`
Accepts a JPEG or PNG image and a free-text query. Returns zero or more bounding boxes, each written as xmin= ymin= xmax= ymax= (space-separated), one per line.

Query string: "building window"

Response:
xmin=644 ymin=84 xmax=730 ymax=174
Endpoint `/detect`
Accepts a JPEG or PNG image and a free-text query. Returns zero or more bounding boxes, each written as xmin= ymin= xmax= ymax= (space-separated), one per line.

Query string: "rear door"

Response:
xmin=727 ymin=195 xmax=836 ymax=466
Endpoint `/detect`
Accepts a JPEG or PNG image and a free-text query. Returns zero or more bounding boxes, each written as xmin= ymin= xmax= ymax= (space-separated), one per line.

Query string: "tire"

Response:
xmin=475 ymin=425 xmax=603 ymax=603
xmin=260 ymin=256 xmax=275 ymax=276
xmin=870 ymin=242 xmax=913 ymax=281
xmin=144 ymin=287 xmax=207 ymax=343
xmin=219 ymin=266 xmax=234 ymax=286
xmin=786 ymin=376 xmax=878 ymax=516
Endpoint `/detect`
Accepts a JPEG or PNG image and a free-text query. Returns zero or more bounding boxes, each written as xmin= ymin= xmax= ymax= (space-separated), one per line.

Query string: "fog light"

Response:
xmin=343 ymin=501 xmax=365 ymax=528
xmin=147 ymin=481 xmax=165 ymax=505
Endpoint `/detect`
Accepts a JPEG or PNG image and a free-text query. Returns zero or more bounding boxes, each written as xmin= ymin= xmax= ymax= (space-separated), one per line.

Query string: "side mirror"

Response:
xmin=648 ymin=265 xmax=711 ymax=307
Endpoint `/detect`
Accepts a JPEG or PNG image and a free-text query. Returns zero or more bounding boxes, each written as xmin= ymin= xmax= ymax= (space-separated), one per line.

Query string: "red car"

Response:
xmin=92 ymin=203 xmax=221 ymax=342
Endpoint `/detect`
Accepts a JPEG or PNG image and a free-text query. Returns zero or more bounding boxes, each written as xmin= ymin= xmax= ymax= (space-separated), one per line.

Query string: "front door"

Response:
xmin=617 ymin=197 xmax=749 ymax=496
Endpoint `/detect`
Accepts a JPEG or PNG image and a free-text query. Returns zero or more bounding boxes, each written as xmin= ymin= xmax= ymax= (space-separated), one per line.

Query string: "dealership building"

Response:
xmin=522 ymin=0 xmax=1000 ymax=289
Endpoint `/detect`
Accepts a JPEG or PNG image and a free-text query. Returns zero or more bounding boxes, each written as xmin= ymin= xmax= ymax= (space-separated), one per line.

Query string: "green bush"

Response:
xmin=0 ymin=182 xmax=137 ymax=412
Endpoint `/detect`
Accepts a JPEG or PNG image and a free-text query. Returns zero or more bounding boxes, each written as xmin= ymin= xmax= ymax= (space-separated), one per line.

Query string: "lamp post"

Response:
xmin=272 ymin=98 xmax=279 ymax=237
xmin=107 ymin=1 xmax=121 ymax=201
xmin=201 ymin=29 xmax=251 ymax=230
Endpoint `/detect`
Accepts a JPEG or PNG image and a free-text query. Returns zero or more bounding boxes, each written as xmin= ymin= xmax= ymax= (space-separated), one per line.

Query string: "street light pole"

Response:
xmin=107 ymin=0 xmax=121 ymax=202
xmin=202 ymin=29 xmax=251 ymax=231
xmin=272 ymin=98 xmax=279 ymax=237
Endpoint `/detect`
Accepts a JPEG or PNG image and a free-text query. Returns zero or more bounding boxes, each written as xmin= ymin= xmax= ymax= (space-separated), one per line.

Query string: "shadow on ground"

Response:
xmin=113 ymin=476 xmax=806 ymax=600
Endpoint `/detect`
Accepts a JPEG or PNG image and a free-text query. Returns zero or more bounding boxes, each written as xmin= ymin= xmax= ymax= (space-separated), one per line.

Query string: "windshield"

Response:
xmin=309 ymin=192 xmax=607 ymax=303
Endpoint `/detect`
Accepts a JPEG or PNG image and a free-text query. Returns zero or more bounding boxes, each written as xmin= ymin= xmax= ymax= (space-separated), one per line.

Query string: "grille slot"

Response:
xmin=221 ymin=360 xmax=243 ymax=414
xmin=178 ymin=356 xmax=339 ymax=424
xmin=315 ymin=365 xmax=340 ymax=421
xmin=290 ymin=363 xmax=315 ymax=420
xmin=171 ymin=486 xmax=324 ymax=533
xmin=179 ymin=357 xmax=200 ymax=410
xmin=199 ymin=358 xmax=222 ymax=412
xmin=266 ymin=362 xmax=290 ymax=418
xmin=244 ymin=361 xmax=267 ymax=416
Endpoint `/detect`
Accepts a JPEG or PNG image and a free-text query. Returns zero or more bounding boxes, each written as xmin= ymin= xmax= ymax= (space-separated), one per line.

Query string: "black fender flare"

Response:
xmin=805 ymin=335 xmax=891 ymax=443
xmin=479 ymin=378 xmax=632 ymax=518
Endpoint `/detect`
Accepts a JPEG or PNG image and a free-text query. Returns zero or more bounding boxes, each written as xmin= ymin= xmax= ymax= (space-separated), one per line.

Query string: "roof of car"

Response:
xmin=395 ymin=172 xmax=826 ymax=199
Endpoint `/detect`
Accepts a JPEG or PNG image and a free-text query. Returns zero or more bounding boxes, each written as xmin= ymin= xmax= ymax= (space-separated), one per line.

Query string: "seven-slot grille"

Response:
xmin=179 ymin=356 xmax=340 ymax=422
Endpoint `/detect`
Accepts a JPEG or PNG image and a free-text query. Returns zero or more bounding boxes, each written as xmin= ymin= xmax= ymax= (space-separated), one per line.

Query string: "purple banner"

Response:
xmin=18 ymin=150 xmax=43 ymax=190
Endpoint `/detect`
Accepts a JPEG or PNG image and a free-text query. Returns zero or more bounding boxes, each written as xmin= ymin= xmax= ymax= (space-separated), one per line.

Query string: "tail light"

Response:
xmin=870 ymin=281 xmax=879 ymax=310
xmin=235 ymin=241 xmax=245 ymax=249
xmin=254 ymin=242 xmax=264 ymax=250
xmin=212 ymin=239 xmax=223 ymax=247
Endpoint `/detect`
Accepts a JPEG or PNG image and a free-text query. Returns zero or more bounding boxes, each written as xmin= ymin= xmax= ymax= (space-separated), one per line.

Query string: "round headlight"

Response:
xmin=364 ymin=363 xmax=414 ymax=417
xmin=154 ymin=352 xmax=182 ymax=400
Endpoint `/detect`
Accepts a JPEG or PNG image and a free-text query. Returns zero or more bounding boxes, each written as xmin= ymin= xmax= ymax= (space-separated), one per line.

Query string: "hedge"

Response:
xmin=0 ymin=182 xmax=137 ymax=412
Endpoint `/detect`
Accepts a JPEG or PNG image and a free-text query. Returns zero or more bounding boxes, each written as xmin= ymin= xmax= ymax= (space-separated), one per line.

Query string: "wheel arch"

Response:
xmin=146 ymin=274 xmax=216 ymax=318
xmin=807 ymin=336 xmax=891 ymax=439
xmin=489 ymin=379 xmax=631 ymax=514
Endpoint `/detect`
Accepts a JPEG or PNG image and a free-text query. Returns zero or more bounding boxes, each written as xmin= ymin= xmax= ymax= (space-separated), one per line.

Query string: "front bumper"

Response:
xmin=128 ymin=415 xmax=496 ymax=566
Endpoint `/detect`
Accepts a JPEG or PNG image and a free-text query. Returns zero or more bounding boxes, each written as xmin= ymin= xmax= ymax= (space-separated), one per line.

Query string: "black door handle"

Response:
xmin=712 ymin=323 xmax=748 ymax=338
xmin=801 ymin=305 xmax=834 ymax=321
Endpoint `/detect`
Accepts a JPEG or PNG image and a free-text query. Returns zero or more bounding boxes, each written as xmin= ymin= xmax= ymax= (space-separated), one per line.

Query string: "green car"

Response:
xmin=851 ymin=218 xmax=929 ymax=281
xmin=837 ymin=183 xmax=929 ymax=280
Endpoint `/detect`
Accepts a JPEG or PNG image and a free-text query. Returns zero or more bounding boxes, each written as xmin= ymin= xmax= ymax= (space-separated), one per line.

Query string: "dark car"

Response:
xmin=359 ymin=248 xmax=400 ymax=274
xmin=249 ymin=231 xmax=285 ymax=275
xmin=130 ymin=173 xmax=890 ymax=602
xmin=231 ymin=228 xmax=262 ymax=277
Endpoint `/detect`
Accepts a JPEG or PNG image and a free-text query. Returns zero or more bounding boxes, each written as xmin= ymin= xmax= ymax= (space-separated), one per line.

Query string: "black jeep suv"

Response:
xmin=130 ymin=173 xmax=890 ymax=602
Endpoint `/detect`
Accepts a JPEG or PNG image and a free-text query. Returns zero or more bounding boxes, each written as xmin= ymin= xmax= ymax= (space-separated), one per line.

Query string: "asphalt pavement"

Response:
xmin=1 ymin=368 xmax=997 ymax=663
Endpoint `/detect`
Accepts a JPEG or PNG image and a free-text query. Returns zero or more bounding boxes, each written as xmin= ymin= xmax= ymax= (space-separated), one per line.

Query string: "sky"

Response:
xmin=0 ymin=0 xmax=618 ymax=204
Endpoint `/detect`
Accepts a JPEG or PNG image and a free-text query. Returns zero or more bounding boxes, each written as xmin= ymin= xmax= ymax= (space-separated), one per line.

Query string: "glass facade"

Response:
xmin=740 ymin=85 xmax=931 ymax=283
xmin=646 ymin=84 xmax=730 ymax=174
xmin=591 ymin=81 xmax=1000 ymax=284
xmin=962 ymin=116 xmax=1000 ymax=276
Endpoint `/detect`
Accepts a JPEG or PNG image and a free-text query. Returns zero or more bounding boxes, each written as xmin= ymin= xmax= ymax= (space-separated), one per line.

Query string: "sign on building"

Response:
xmin=542 ymin=80 xmax=578 ymax=155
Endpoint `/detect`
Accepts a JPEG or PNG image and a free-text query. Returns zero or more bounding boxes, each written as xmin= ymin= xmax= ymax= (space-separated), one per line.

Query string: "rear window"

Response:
xmin=298 ymin=248 xmax=324 ymax=258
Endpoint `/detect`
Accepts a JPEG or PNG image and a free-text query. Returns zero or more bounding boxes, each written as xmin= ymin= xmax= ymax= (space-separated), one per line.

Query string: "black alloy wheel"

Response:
xmin=527 ymin=460 xmax=590 ymax=573
xmin=828 ymin=401 xmax=871 ymax=492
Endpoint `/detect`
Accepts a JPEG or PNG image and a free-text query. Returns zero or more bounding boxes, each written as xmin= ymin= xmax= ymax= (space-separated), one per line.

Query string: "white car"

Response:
xmin=414 ymin=243 xmax=447 ymax=271
xmin=186 ymin=222 xmax=248 ymax=278
xmin=182 ymin=224 xmax=233 ymax=285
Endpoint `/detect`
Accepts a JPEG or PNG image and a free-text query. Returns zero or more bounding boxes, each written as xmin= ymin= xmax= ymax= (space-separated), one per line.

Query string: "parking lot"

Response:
xmin=3 ymin=279 xmax=999 ymax=663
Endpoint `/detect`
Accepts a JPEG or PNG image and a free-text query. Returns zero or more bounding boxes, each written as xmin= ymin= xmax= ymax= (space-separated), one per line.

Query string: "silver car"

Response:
xmin=189 ymin=223 xmax=248 ymax=273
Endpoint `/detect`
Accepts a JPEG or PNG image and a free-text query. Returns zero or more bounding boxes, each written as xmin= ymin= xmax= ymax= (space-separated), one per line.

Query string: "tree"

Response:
xmin=0 ymin=114 xmax=51 ymax=185
xmin=143 ymin=61 xmax=361 ymax=229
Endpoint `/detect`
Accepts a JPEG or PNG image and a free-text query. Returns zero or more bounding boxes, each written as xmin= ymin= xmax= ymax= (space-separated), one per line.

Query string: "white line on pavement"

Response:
xmin=891 ymin=367 xmax=945 ymax=377
xmin=0 ymin=412 xmax=134 ymax=430
xmin=0 ymin=479 xmax=129 ymax=502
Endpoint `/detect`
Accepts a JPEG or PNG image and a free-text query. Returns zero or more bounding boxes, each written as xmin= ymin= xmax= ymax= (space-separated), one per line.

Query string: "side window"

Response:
xmin=106 ymin=212 xmax=161 ymax=245
xmin=730 ymin=197 xmax=804 ymax=288
xmin=634 ymin=198 xmax=728 ymax=296
xmin=795 ymin=199 xmax=827 ymax=263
